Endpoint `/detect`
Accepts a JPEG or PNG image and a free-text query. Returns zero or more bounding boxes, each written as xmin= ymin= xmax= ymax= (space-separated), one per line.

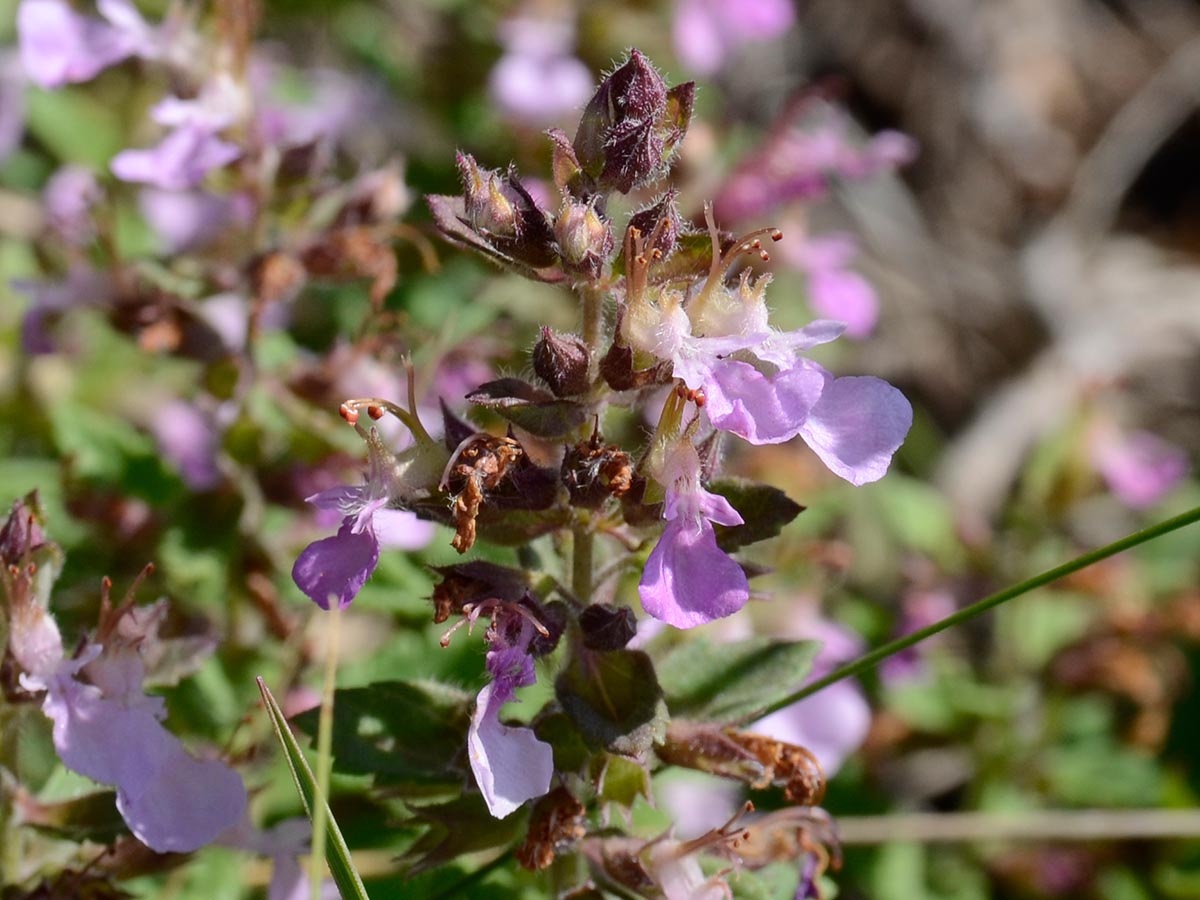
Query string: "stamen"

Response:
xmin=366 ymin=405 xmax=384 ymax=421
xmin=339 ymin=403 xmax=359 ymax=426
xmin=440 ymin=432 xmax=485 ymax=490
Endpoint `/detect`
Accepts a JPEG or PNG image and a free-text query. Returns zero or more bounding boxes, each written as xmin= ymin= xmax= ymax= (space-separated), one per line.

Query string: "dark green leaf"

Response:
xmin=21 ymin=790 xmax=126 ymax=844
xmin=467 ymin=379 xmax=587 ymax=439
xmin=656 ymin=637 xmax=819 ymax=725
xmin=707 ymin=478 xmax=804 ymax=552
xmin=555 ymin=649 xmax=667 ymax=756
xmin=402 ymin=794 xmax=526 ymax=874
xmin=293 ymin=680 xmax=472 ymax=793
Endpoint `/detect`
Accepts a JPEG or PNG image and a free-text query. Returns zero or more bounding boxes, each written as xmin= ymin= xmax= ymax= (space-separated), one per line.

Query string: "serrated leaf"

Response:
xmin=656 ymin=637 xmax=819 ymax=725
xmin=292 ymin=680 xmax=472 ymax=793
xmin=256 ymin=678 xmax=369 ymax=900
xmin=402 ymin=793 xmax=526 ymax=875
xmin=707 ymin=478 xmax=804 ymax=552
xmin=467 ymin=378 xmax=588 ymax=439
xmin=556 ymin=649 xmax=667 ymax=756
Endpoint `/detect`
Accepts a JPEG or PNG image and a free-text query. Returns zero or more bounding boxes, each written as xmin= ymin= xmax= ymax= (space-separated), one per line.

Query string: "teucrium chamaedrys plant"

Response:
xmin=285 ymin=48 xmax=912 ymax=895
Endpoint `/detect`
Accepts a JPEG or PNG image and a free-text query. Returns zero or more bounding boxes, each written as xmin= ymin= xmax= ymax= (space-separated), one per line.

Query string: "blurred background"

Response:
xmin=2 ymin=0 xmax=1200 ymax=898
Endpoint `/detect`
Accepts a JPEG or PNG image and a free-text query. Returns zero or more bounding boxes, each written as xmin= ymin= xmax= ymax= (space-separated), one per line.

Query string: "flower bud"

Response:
xmin=458 ymin=151 xmax=518 ymax=236
xmin=572 ymin=49 xmax=695 ymax=195
xmin=626 ymin=190 xmax=681 ymax=258
xmin=555 ymin=197 xmax=613 ymax=279
xmin=579 ymin=603 xmax=637 ymax=651
xmin=533 ymin=327 xmax=590 ymax=397
xmin=454 ymin=152 xmax=558 ymax=268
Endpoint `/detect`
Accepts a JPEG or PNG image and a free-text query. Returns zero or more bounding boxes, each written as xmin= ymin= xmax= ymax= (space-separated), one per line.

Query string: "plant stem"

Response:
xmin=311 ymin=606 xmax=342 ymax=900
xmin=572 ymin=522 xmax=594 ymax=603
xmin=749 ymin=504 xmax=1200 ymax=721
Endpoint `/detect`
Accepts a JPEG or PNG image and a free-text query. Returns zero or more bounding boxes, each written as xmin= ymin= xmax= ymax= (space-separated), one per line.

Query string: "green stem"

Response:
xmin=579 ymin=284 xmax=604 ymax=383
xmin=311 ymin=606 xmax=342 ymax=900
xmin=572 ymin=522 xmax=594 ymax=603
xmin=749 ymin=504 xmax=1200 ymax=722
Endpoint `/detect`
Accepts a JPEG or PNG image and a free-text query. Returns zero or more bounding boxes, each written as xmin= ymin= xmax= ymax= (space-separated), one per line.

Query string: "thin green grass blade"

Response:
xmin=257 ymin=677 xmax=371 ymax=900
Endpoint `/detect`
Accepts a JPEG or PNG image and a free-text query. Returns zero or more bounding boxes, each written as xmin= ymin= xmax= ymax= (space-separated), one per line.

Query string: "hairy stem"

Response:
xmin=579 ymin=284 xmax=604 ymax=382
xmin=749 ymin=504 xmax=1200 ymax=721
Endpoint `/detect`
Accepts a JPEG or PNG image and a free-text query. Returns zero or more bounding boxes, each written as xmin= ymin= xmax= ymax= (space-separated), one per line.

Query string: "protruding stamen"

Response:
xmin=367 ymin=405 xmax=384 ymax=421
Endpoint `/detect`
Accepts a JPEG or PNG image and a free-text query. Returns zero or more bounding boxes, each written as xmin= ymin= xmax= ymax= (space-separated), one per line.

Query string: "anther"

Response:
xmin=339 ymin=403 xmax=359 ymax=426
xmin=367 ymin=405 xmax=385 ymax=420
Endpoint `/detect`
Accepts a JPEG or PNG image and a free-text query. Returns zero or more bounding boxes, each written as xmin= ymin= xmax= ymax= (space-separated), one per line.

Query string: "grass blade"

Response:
xmin=257 ymin=676 xmax=371 ymax=900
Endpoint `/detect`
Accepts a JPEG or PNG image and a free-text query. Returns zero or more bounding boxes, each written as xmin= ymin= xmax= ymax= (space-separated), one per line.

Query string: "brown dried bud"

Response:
xmin=562 ymin=437 xmax=633 ymax=508
xmin=250 ymin=251 xmax=307 ymax=306
xmin=429 ymin=561 xmax=531 ymax=623
xmin=516 ymin=786 xmax=587 ymax=870
xmin=579 ymin=603 xmax=637 ymax=651
xmin=532 ymin=327 xmax=591 ymax=397
xmin=555 ymin=197 xmax=613 ymax=279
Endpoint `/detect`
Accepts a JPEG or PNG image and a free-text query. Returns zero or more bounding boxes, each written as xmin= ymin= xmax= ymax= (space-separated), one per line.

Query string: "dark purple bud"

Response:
xmin=626 ymin=190 xmax=681 ymax=258
xmin=0 ymin=494 xmax=46 ymax=568
xmin=579 ymin=603 xmax=637 ymax=651
xmin=533 ymin=327 xmax=591 ymax=397
xmin=528 ymin=598 xmax=568 ymax=657
xmin=599 ymin=338 xmax=672 ymax=392
xmin=555 ymin=197 xmax=614 ymax=279
xmin=440 ymin=398 xmax=476 ymax=451
xmin=573 ymin=49 xmax=690 ymax=195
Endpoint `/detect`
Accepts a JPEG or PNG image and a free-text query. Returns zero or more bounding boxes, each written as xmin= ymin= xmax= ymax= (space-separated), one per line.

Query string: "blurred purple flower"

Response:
xmin=111 ymin=123 xmax=241 ymax=191
xmin=879 ymin=589 xmax=955 ymax=686
xmin=251 ymin=60 xmax=372 ymax=149
xmin=12 ymin=597 xmax=247 ymax=853
xmin=43 ymin=164 xmax=101 ymax=245
xmin=783 ymin=233 xmax=878 ymax=339
xmin=14 ymin=266 xmax=114 ymax=354
xmin=1091 ymin=427 xmax=1190 ymax=509
xmin=639 ymin=439 xmax=749 ymax=628
xmin=715 ymin=102 xmax=917 ymax=223
xmin=219 ymin=817 xmax=342 ymax=900
xmin=488 ymin=16 xmax=592 ymax=125
xmin=751 ymin=618 xmax=870 ymax=777
xmin=673 ymin=0 xmax=795 ymax=75
xmin=138 ymin=187 xmax=244 ymax=253
xmin=151 ymin=400 xmax=223 ymax=491
xmin=17 ymin=0 xmax=154 ymax=88
xmin=468 ymin=615 xmax=554 ymax=818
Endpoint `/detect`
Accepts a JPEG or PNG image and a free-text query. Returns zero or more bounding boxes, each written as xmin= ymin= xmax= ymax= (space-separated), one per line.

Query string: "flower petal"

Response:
xmin=704 ymin=358 xmax=825 ymax=444
xmin=467 ymin=680 xmax=553 ymax=819
xmin=797 ymin=369 xmax=912 ymax=484
xmin=639 ymin=517 xmax=749 ymax=628
xmin=372 ymin=507 xmax=437 ymax=550
xmin=291 ymin=518 xmax=379 ymax=609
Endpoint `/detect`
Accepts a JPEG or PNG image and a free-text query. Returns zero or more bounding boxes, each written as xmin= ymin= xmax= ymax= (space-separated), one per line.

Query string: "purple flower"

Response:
xmin=151 ymin=400 xmax=224 ymax=491
xmin=138 ymin=188 xmax=243 ymax=253
xmin=17 ymin=0 xmax=152 ymax=88
xmin=783 ymin=234 xmax=878 ymax=339
xmin=879 ymin=589 xmax=955 ymax=686
xmin=250 ymin=60 xmax=372 ymax=149
xmin=639 ymin=439 xmax=749 ymax=628
xmin=14 ymin=265 xmax=114 ymax=354
xmin=673 ymin=0 xmax=795 ymax=75
xmin=488 ymin=16 xmax=592 ymax=125
xmin=12 ymin=598 xmax=247 ymax=853
xmin=468 ymin=616 xmax=554 ymax=818
xmin=111 ymin=124 xmax=241 ymax=190
xmin=624 ymin=256 xmax=912 ymax=484
xmin=218 ymin=817 xmax=342 ymax=900
xmin=292 ymin=430 xmax=439 ymax=609
xmin=43 ymin=164 xmax=101 ymax=245
xmin=1090 ymin=426 xmax=1190 ymax=509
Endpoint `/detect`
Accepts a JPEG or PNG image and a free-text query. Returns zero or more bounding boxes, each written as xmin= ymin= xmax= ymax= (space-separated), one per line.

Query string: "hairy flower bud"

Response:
xmin=572 ymin=49 xmax=695 ymax=195
xmin=455 ymin=152 xmax=558 ymax=267
xmin=533 ymin=327 xmax=591 ymax=397
xmin=626 ymin=189 xmax=681 ymax=258
xmin=555 ymin=197 xmax=613 ymax=278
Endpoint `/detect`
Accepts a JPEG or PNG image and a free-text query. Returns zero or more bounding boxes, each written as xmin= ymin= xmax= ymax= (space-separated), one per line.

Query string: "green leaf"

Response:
xmin=20 ymin=790 xmax=126 ymax=844
xmin=593 ymin=754 xmax=651 ymax=809
xmin=256 ymin=678 xmax=370 ymax=900
xmin=292 ymin=680 xmax=472 ymax=795
xmin=555 ymin=648 xmax=667 ymax=756
xmin=656 ymin=637 xmax=819 ymax=725
xmin=467 ymin=378 xmax=587 ymax=439
xmin=402 ymin=794 xmax=525 ymax=875
xmin=707 ymin=478 xmax=805 ymax=552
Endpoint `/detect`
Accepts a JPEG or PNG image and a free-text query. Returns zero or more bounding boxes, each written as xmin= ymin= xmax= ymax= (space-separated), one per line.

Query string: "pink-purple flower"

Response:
xmin=488 ymin=15 xmax=593 ymax=126
xmin=782 ymin=233 xmax=879 ymax=340
xmin=1090 ymin=425 xmax=1190 ymax=510
xmin=292 ymin=429 xmax=440 ymax=609
xmin=468 ymin=613 xmax=554 ymax=818
xmin=672 ymin=0 xmax=795 ymax=75
xmin=17 ymin=0 xmax=156 ymax=88
xmin=638 ymin=438 xmax=749 ymax=628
